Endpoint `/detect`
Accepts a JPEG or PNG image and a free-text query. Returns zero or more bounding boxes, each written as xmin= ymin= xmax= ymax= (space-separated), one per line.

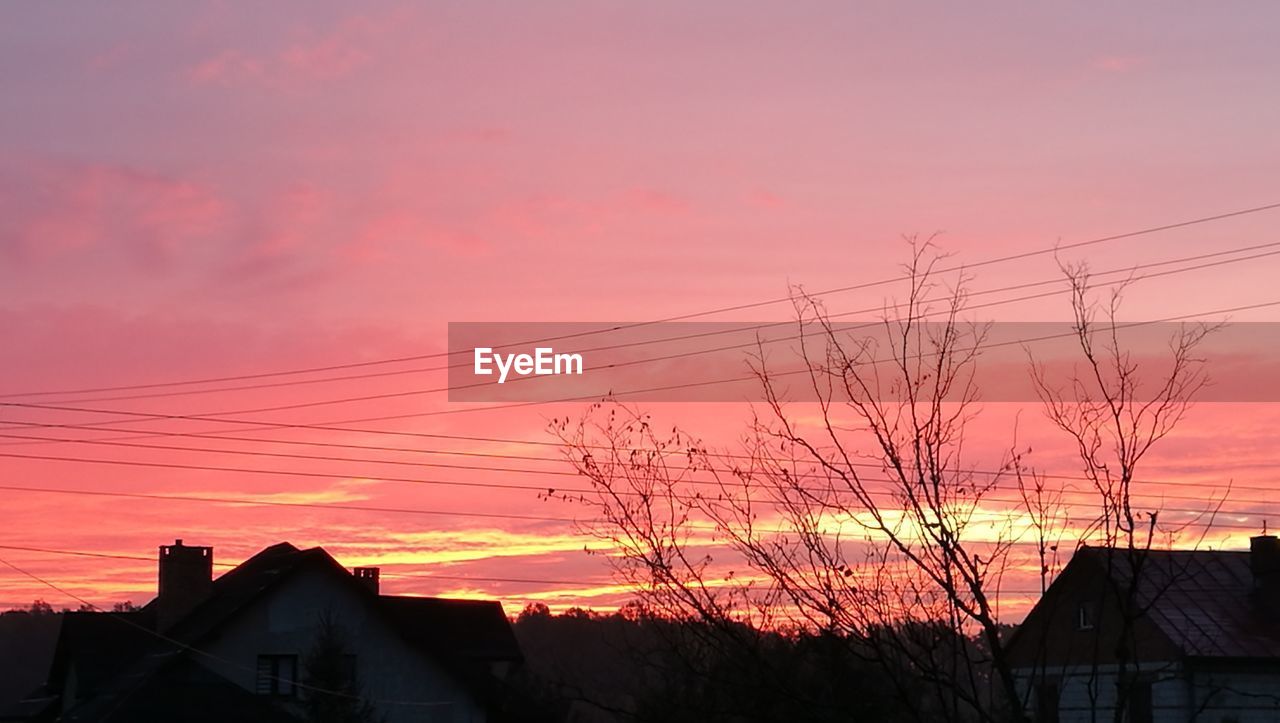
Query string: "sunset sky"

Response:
xmin=3 ymin=2 xmax=1280 ymax=619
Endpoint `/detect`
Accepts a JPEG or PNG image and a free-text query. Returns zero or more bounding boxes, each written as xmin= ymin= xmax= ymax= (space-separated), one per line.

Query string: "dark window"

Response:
xmin=1035 ymin=681 xmax=1060 ymax=723
xmin=1126 ymin=679 xmax=1153 ymax=723
xmin=256 ymin=654 xmax=298 ymax=696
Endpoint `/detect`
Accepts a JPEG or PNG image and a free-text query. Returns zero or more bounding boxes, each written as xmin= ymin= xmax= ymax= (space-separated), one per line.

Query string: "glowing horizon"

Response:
xmin=4 ymin=2 xmax=1280 ymax=622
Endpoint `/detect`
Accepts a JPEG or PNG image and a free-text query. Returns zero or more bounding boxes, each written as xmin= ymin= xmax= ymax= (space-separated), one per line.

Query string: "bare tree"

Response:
xmin=552 ymin=242 xmax=1220 ymax=722
xmin=1029 ymin=262 xmax=1223 ymax=723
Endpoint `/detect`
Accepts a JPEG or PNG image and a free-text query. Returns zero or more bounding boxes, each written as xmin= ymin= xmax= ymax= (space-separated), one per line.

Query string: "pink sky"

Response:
xmin=3 ymin=2 xmax=1280 ymax=618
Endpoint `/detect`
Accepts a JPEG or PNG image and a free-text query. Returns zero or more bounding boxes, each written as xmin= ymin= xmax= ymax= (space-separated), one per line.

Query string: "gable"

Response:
xmin=31 ymin=541 xmax=523 ymax=723
xmin=195 ymin=563 xmax=486 ymax=723
xmin=1007 ymin=548 xmax=1180 ymax=669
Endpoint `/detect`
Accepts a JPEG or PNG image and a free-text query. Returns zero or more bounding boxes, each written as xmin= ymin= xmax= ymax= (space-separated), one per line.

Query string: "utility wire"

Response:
xmin=0 ymin=483 xmax=578 ymax=523
xmin=5 ymin=296 xmax=1277 ymax=436
xmin=0 ymin=405 xmax=1266 ymax=497
xmin=5 ymin=200 xmax=1279 ymax=401
xmin=0 ymin=544 xmax=604 ymax=589
xmin=0 ymin=429 xmax=1273 ymax=509
xmin=0 ymin=543 xmax=1247 ymax=601
xmin=0 ymin=455 xmax=1260 ymax=530
xmin=0 ymin=554 xmax=455 ymax=708
xmin=22 ymin=240 xmax=1280 ymax=406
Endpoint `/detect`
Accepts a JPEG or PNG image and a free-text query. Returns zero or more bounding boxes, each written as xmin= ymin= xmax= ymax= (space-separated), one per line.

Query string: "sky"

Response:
xmin=3 ymin=2 xmax=1280 ymax=619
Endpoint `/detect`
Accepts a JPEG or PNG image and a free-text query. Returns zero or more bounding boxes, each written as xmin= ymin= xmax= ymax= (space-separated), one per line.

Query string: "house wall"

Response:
xmin=1017 ymin=661 xmax=1187 ymax=722
xmin=1187 ymin=666 xmax=1280 ymax=723
xmin=1017 ymin=662 xmax=1280 ymax=723
xmin=196 ymin=567 xmax=486 ymax=723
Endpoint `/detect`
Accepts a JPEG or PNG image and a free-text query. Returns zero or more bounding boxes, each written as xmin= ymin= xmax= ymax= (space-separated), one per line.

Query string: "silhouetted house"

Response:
xmin=1008 ymin=536 xmax=1280 ymax=722
xmin=1 ymin=540 xmax=527 ymax=723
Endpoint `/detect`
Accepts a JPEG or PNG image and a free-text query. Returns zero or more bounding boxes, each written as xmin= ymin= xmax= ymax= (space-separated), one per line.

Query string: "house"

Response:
xmin=1007 ymin=535 xmax=1280 ymax=723
xmin=0 ymin=540 xmax=533 ymax=723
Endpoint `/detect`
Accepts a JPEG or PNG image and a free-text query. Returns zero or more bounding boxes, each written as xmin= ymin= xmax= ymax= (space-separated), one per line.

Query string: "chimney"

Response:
xmin=353 ymin=567 xmax=380 ymax=595
xmin=157 ymin=539 xmax=213 ymax=630
xmin=1251 ymin=534 xmax=1280 ymax=591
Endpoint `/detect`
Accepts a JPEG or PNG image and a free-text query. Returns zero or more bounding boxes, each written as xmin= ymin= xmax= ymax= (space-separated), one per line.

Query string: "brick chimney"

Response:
xmin=1251 ymin=534 xmax=1280 ymax=591
xmin=157 ymin=539 xmax=213 ymax=631
xmin=353 ymin=566 xmax=380 ymax=595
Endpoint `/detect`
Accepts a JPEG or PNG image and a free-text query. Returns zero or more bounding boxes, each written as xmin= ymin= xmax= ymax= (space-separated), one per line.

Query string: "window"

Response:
xmin=1035 ymin=681 xmax=1060 ymax=723
xmin=1076 ymin=602 xmax=1096 ymax=631
xmin=1126 ymin=679 xmax=1153 ymax=723
xmin=256 ymin=654 xmax=298 ymax=696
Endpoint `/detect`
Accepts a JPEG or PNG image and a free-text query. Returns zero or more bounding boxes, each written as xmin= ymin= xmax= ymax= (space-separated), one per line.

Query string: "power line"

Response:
xmin=6 ymin=295 xmax=1277 ymax=439
xmin=0 ymin=239 xmax=1269 ymax=493
xmin=159 ymin=249 xmax=1280 ymax=416
xmin=27 ymin=240 xmax=1280 ymax=407
xmin=0 ymin=430 xmax=588 ymax=477
xmin=0 ymin=483 xmax=578 ymax=524
xmin=0 ymin=452 xmax=1264 ymax=531
xmin=0 ymin=428 xmax=1276 ymax=511
xmin=0 ymin=405 xmax=1262 ymax=500
xmin=0 ymin=283 xmax=1273 ymax=534
xmin=249 ymin=296 xmax=1280 ymax=420
xmin=0 ymin=542 xmax=1252 ymax=601
xmin=0 ymin=420 xmax=576 ymax=464
xmin=6 ymin=200 xmax=1280 ymax=401
xmin=0 ymin=554 xmax=455 ymax=708
xmin=2 ymin=291 xmax=1279 ymax=506
xmin=0 ymin=451 xmax=585 ymax=497
xmin=0 ymin=545 xmax=604 ymax=589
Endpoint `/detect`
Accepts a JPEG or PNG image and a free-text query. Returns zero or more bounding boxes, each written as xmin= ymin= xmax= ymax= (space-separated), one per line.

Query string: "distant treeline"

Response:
xmin=509 ymin=602 xmax=1005 ymax=723
xmin=0 ymin=603 xmax=66 ymax=708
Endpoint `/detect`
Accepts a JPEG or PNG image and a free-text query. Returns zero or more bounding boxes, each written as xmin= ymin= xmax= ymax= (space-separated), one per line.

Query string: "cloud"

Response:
xmin=454 ymin=127 xmax=512 ymax=145
xmin=187 ymin=15 xmax=381 ymax=88
xmin=183 ymin=479 xmax=379 ymax=506
xmin=747 ymin=189 xmax=786 ymax=209
xmin=1091 ymin=55 xmax=1146 ymax=73
xmin=619 ymin=188 xmax=690 ymax=216
xmin=86 ymin=42 xmax=134 ymax=73
xmin=336 ymin=528 xmax=596 ymax=566
xmin=0 ymin=158 xmax=226 ymax=268
xmin=221 ymin=182 xmax=331 ymax=278
xmin=0 ymin=153 xmax=506 ymax=291
xmin=188 ymin=48 xmax=266 ymax=85
xmin=279 ymin=27 xmax=370 ymax=80
xmin=487 ymin=187 xmax=695 ymax=242
xmin=344 ymin=211 xmax=491 ymax=262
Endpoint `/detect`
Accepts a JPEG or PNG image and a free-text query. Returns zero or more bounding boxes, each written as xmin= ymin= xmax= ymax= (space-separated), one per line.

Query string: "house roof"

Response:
xmin=47 ymin=611 xmax=156 ymax=700
xmin=1010 ymin=545 xmax=1280 ymax=665
xmin=380 ymin=595 xmax=523 ymax=663
xmin=155 ymin=542 xmax=339 ymax=645
xmin=1080 ymin=545 xmax=1280 ymax=659
xmin=42 ymin=541 xmax=525 ymax=722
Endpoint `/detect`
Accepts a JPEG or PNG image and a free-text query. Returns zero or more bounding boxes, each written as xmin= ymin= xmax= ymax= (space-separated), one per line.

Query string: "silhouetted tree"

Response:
xmin=1028 ymin=263 xmax=1224 ymax=723
xmin=552 ymin=241 xmax=1220 ymax=722
xmin=301 ymin=613 xmax=380 ymax=723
